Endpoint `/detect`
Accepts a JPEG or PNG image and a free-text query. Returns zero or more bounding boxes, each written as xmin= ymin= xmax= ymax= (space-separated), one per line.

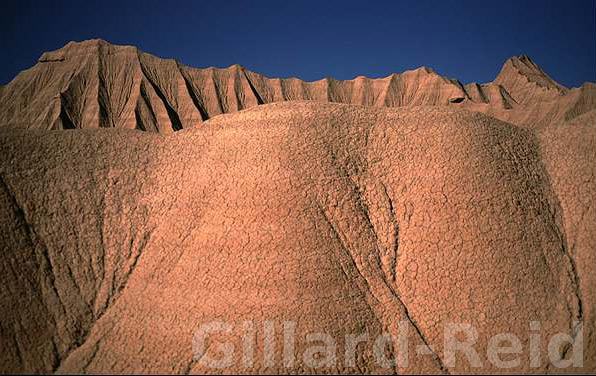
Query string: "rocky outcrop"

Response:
xmin=564 ymin=83 xmax=596 ymax=121
xmin=493 ymin=55 xmax=568 ymax=104
xmin=2 ymin=39 xmax=592 ymax=132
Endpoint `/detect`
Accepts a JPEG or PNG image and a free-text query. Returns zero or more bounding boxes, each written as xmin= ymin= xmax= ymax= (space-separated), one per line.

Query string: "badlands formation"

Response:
xmin=0 ymin=39 xmax=594 ymax=374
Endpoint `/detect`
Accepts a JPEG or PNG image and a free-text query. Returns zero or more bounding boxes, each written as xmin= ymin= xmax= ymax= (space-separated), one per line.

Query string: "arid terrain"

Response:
xmin=0 ymin=39 xmax=594 ymax=374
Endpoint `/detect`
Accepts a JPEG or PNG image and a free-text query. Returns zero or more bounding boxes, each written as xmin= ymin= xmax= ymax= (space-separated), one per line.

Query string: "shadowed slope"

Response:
xmin=0 ymin=102 xmax=591 ymax=374
xmin=536 ymin=110 xmax=596 ymax=373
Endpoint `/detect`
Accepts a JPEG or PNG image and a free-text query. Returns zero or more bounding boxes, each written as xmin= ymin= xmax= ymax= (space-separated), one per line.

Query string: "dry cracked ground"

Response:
xmin=0 ymin=40 xmax=594 ymax=374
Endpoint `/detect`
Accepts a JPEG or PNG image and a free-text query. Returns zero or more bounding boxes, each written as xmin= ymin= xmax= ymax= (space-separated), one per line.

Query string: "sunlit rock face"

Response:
xmin=0 ymin=40 xmax=594 ymax=374
xmin=1 ymin=39 xmax=594 ymax=132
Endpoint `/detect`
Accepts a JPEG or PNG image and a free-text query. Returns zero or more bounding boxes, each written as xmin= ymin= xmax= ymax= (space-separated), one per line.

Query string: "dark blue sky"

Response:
xmin=2 ymin=0 xmax=595 ymax=87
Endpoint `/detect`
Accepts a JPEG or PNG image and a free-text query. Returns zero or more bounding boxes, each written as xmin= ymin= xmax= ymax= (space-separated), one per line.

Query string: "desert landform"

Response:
xmin=0 ymin=39 xmax=594 ymax=374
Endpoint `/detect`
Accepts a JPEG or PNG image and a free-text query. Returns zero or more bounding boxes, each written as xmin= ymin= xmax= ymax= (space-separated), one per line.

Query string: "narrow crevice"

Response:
xmin=50 ymin=341 xmax=60 ymax=371
xmin=475 ymin=83 xmax=489 ymax=103
xmin=316 ymin=200 xmax=447 ymax=374
xmin=134 ymin=108 xmax=146 ymax=131
xmin=135 ymin=80 xmax=158 ymax=132
xmin=38 ymin=57 xmax=66 ymax=63
xmin=356 ymin=191 xmax=447 ymax=373
xmin=97 ymin=47 xmax=112 ymax=128
xmin=325 ymin=78 xmax=334 ymax=103
xmin=242 ymin=68 xmax=265 ymax=105
xmin=398 ymin=289 xmax=449 ymax=374
xmin=315 ymin=201 xmax=386 ymax=324
xmin=380 ymin=182 xmax=399 ymax=282
xmin=59 ymin=94 xmax=76 ymax=129
xmin=232 ymin=69 xmax=245 ymax=111
xmin=137 ymin=51 xmax=183 ymax=131
xmin=560 ymin=242 xmax=584 ymax=363
xmin=177 ymin=63 xmax=209 ymax=121
xmin=80 ymin=342 xmax=99 ymax=373
xmin=210 ymin=70 xmax=226 ymax=114
xmin=12 ymin=333 xmax=23 ymax=365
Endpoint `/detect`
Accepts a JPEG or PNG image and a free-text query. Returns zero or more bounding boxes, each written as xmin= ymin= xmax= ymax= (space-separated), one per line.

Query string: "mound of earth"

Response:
xmin=0 ymin=102 xmax=593 ymax=374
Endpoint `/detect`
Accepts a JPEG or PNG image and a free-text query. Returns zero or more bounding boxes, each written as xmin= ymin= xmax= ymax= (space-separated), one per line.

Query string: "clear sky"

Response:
xmin=2 ymin=0 xmax=595 ymax=87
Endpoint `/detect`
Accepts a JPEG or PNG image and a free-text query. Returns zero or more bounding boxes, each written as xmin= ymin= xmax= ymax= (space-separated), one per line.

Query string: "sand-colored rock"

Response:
xmin=0 ymin=101 xmax=593 ymax=374
xmin=493 ymin=55 xmax=568 ymax=105
xmin=1 ymin=39 xmax=593 ymax=132
xmin=0 ymin=40 xmax=594 ymax=374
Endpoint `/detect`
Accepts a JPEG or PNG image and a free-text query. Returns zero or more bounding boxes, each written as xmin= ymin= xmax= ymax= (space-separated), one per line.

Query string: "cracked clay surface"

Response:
xmin=0 ymin=102 xmax=593 ymax=374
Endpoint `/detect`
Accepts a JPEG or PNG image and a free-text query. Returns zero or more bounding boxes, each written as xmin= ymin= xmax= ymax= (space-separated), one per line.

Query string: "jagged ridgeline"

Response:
xmin=0 ymin=39 xmax=594 ymax=132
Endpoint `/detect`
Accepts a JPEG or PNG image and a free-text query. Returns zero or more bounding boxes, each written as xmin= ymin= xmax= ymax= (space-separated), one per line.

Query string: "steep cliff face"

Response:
xmin=3 ymin=39 xmax=591 ymax=132
xmin=493 ymin=55 xmax=568 ymax=104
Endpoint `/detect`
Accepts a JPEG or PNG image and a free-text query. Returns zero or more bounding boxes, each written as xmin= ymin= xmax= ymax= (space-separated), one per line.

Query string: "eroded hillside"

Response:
xmin=0 ymin=39 xmax=594 ymax=132
xmin=0 ymin=102 xmax=593 ymax=373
